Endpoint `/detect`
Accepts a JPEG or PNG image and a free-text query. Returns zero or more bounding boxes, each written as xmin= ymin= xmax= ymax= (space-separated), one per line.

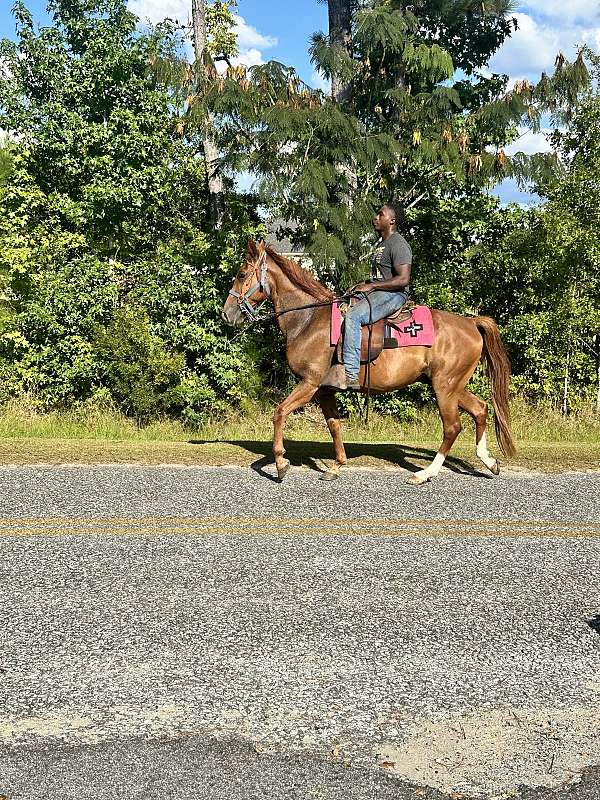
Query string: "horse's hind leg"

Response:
xmin=458 ymin=389 xmax=499 ymax=475
xmin=316 ymin=388 xmax=347 ymax=481
xmin=407 ymin=393 xmax=462 ymax=486
xmin=273 ymin=379 xmax=319 ymax=481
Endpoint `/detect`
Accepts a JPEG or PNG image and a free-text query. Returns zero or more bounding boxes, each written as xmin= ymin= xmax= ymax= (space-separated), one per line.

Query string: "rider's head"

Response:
xmin=373 ymin=201 xmax=406 ymax=234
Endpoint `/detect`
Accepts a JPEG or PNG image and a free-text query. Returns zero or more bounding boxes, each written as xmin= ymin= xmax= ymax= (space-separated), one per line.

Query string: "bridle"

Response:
xmin=228 ymin=250 xmax=271 ymax=320
xmin=229 ymin=250 xmax=348 ymax=324
xmin=226 ymin=249 xmax=375 ymax=419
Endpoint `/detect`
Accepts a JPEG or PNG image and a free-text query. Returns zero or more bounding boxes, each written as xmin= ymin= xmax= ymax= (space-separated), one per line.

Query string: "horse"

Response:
xmin=222 ymin=239 xmax=516 ymax=485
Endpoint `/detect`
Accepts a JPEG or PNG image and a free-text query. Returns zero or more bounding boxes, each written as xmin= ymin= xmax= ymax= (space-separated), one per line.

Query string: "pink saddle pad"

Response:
xmin=331 ymin=301 xmax=344 ymax=346
xmin=330 ymin=302 xmax=435 ymax=348
xmin=390 ymin=305 xmax=435 ymax=347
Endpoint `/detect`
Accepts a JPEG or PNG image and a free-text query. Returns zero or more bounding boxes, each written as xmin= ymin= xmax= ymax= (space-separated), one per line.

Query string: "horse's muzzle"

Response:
xmin=222 ymin=301 xmax=244 ymax=327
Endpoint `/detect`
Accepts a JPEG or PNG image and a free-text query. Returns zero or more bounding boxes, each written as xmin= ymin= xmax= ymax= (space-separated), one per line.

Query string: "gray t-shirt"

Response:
xmin=371 ymin=232 xmax=412 ymax=284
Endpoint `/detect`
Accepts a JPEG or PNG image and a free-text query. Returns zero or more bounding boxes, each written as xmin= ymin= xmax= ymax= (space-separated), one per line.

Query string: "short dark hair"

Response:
xmin=384 ymin=201 xmax=406 ymax=229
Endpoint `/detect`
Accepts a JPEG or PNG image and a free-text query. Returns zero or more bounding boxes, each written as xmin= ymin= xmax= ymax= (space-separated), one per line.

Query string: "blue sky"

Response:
xmin=2 ymin=0 xmax=600 ymax=203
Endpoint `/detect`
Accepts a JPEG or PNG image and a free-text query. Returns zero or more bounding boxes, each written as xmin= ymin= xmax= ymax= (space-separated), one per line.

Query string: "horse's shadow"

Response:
xmin=189 ymin=438 xmax=491 ymax=482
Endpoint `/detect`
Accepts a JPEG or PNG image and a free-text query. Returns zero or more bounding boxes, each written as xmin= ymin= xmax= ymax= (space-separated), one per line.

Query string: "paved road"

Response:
xmin=0 ymin=465 xmax=599 ymax=799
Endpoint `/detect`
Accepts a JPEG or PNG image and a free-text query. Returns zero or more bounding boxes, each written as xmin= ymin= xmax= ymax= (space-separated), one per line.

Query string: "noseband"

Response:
xmin=228 ymin=251 xmax=271 ymax=319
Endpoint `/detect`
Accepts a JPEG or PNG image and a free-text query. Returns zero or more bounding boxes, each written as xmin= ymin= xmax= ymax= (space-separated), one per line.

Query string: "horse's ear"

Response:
xmin=246 ymin=238 xmax=259 ymax=258
xmin=256 ymin=237 xmax=267 ymax=252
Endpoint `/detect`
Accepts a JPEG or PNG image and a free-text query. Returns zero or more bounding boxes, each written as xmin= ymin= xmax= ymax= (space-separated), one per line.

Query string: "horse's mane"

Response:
xmin=264 ymin=246 xmax=334 ymax=301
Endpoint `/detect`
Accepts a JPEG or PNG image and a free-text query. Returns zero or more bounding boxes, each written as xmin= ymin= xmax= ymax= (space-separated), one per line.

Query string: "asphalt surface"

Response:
xmin=0 ymin=464 xmax=599 ymax=799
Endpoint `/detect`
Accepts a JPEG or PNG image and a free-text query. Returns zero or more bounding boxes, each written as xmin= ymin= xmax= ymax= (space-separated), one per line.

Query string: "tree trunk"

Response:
xmin=596 ymin=334 xmax=600 ymax=412
xmin=562 ymin=344 xmax=570 ymax=416
xmin=191 ymin=0 xmax=224 ymax=229
xmin=328 ymin=0 xmax=353 ymax=103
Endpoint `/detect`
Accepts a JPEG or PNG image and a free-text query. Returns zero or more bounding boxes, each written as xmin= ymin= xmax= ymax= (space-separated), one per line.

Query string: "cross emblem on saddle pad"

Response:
xmin=403 ymin=320 xmax=424 ymax=338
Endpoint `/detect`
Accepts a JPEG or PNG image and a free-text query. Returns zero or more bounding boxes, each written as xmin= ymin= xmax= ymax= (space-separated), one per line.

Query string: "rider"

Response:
xmin=342 ymin=201 xmax=412 ymax=389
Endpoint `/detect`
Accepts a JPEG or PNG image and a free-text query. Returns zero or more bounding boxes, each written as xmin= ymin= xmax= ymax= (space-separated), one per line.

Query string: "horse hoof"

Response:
xmin=490 ymin=461 xmax=500 ymax=476
xmin=277 ymin=461 xmax=290 ymax=482
xmin=319 ymin=470 xmax=339 ymax=482
xmin=406 ymin=473 xmax=431 ymax=486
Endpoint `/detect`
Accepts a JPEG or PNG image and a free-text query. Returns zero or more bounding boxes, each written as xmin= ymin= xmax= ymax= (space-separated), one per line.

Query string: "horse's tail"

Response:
xmin=474 ymin=316 xmax=516 ymax=458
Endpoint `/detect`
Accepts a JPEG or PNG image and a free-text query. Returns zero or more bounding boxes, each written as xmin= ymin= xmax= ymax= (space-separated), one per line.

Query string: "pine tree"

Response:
xmin=192 ymin=0 xmax=224 ymax=228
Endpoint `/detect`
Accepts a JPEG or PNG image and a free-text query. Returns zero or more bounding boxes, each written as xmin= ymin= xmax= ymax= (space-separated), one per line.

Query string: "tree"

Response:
xmin=321 ymin=0 xmax=355 ymax=102
xmin=192 ymin=0 xmax=224 ymax=228
xmin=519 ymin=48 xmax=600 ymax=409
xmin=149 ymin=0 xmax=239 ymax=230
xmin=0 ymin=0 xmax=198 ymax=259
xmin=209 ymin=0 xmax=588 ymax=290
xmin=0 ymin=0 xmax=261 ymax=416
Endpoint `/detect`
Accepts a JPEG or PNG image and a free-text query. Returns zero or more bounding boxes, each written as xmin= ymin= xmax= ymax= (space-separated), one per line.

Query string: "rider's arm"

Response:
xmin=369 ymin=263 xmax=411 ymax=291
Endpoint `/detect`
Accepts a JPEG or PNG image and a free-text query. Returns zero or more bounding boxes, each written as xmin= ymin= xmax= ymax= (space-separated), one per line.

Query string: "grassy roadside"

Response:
xmin=0 ymin=437 xmax=598 ymax=474
xmin=0 ymin=400 xmax=598 ymax=473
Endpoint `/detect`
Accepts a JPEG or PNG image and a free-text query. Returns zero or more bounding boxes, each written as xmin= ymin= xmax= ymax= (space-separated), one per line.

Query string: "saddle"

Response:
xmin=338 ymin=299 xmax=417 ymax=364
xmin=323 ymin=299 xmax=434 ymax=390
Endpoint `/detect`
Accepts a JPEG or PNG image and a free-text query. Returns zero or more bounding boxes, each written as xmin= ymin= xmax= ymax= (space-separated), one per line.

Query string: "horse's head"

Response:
xmin=222 ymin=239 xmax=271 ymax=326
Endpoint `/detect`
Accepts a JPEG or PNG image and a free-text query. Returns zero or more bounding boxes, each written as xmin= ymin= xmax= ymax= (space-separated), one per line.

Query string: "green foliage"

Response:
xmin=208 ymin=0 xmax=589 ymax=290
xmin=0 ymin=0 xmax=597 ymax=424
xmin=206 ymin=1 xmax=238 ymax=59
xmin=0 ymin=140 xmax=13 ymax=186
xmin=0 ymin=0 xmax=264 ymax=420
xmin=92 ymin=306 xmax=185 ymax=422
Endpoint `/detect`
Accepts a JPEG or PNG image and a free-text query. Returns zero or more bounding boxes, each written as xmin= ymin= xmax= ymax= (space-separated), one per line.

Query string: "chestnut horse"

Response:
xmin=222 ymin=240 xmax=516 ymax=484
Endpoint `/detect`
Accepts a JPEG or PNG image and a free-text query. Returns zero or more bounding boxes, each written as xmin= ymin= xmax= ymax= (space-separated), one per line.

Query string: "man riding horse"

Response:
xmin=339 ymin=201 xmax=412 ymax=390
xmin=223 ymin=207 xmax=515 ymax=485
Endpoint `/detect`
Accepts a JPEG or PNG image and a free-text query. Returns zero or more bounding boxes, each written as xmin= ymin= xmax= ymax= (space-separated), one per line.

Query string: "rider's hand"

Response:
xmin=351 ymin=282 xmax=372 ymax=294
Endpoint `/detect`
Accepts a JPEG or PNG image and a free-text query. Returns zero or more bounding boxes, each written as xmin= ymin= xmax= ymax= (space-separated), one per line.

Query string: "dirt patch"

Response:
xmin=377 ymin=707 xmax=600 ymax=795
xmin=0 ymin=437 xmax=599 ymax=473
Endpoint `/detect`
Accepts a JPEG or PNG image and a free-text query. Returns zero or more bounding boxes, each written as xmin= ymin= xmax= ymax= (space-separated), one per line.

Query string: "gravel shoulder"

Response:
xmin=3 ymin=738 xmax=600 ymax=800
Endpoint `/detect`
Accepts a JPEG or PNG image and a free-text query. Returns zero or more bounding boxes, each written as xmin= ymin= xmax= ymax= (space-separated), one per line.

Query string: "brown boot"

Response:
xmin=344 ymin=372 xmax=361 ymax=390
xmin=320 ymin=364 xmax=347 ymax=389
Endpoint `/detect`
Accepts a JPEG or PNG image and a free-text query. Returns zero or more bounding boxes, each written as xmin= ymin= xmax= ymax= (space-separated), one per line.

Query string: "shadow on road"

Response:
xmin=587 ymin=615 xmax=600 ymax=636
xmin=189 ymin=438 xmax=492 ymax=483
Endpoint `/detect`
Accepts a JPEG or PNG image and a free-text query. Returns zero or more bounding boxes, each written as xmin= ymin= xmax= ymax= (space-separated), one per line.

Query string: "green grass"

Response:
xmin=0 ymin=398 xmax=597 ymax=473
xmin=2 ymin=397 xmax=597 ymax=442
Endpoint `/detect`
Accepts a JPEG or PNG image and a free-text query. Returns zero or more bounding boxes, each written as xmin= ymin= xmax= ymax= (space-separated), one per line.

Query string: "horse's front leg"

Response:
xmin=316 ymin=388 xmax=347 ymax=481
xmin=273 ymin=379 xmax=319 ymax=481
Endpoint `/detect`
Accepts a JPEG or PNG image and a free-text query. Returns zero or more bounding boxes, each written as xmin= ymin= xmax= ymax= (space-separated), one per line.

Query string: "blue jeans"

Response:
xmin=342 ymin=290 xmax=407 ymax=378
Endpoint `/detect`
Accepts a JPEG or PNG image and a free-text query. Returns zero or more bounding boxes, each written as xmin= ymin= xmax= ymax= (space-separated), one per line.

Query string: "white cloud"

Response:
xmin=489 ymin=11 xmax=600 ymax=84
xmin=127 ymin=4 xmax=276 ymax=68
xmin=505 ymin=127 xmax=553 ymax=156
xmin=231 ymin=48 xmax=266 ymax=68
xmin=232 ymin=14 xmax=277 ymax=51
xmin=310 ymin=68 xmax=330 ymax=93
xmin=520 ymin=0 xmax=599 ymax=25
xmin=489 ymin=13 xmax=561 ymax=78
xmin=128 ymin=0 xmax=189 ymax=26
xmin=235 ymin=170 xmax=257 ymax=192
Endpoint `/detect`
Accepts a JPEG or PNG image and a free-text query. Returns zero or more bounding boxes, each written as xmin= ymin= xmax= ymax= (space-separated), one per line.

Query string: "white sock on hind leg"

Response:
xmin=476 ymin=432 xmax=496 ymax=469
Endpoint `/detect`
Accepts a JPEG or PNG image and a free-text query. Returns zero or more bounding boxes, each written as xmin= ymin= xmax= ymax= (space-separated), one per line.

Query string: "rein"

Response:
xmin=230 ymin=253 xmax=374 ymax=420
xmin=229 ymin=254 xmax=345 ymax=323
